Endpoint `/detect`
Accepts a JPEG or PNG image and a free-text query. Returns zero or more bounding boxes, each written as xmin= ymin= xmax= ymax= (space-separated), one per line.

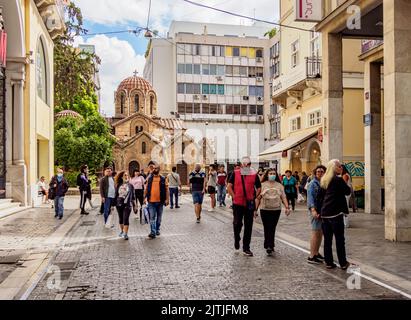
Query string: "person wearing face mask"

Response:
xmin=255 ymin=169 xmax=290 ymax=256
xmin=77 ymin=165 xmax=91 ymax=215
xmin=144 ymin=163 xmax=169 ymax=239
xmin=115 ymin=171 xmax=135 ymax=241
xmin=49 ymin=168 xmax=69 ymax=220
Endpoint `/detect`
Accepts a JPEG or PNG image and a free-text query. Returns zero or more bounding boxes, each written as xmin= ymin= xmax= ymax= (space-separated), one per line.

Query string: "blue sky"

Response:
xmin=73 ymin=0 xmax=280 ymax=116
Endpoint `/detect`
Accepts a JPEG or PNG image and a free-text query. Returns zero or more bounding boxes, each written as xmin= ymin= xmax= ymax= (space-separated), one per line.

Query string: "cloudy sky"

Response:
xmin=73 ymin=0 xmax=280 ymax=116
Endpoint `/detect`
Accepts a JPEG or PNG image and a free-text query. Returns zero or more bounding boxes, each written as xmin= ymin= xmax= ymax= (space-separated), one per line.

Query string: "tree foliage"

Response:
xmin=54 ymin=117 xmax=115 ymax=172
xmin=264 ymin=28 xmax=278 ymax=39
xmin=54 ymin=2 xmax=101 ymax=113
xmin=53 ymin=3 xmax=114 ymax=172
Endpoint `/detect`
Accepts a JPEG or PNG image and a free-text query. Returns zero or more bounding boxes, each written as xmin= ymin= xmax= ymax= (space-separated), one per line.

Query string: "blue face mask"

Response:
xmin=268 ymin=175 xmax=277 ymax=182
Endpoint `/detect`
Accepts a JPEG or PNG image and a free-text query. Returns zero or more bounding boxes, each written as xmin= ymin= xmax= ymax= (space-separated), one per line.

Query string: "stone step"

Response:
xmin=0 ymin=201 xmax=25 ymax=220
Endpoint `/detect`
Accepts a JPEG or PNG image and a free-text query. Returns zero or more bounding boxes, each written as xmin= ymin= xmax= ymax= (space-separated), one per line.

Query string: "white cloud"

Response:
xmin=75 ymin=35 xmax=146 ymax=116
xmin=74 ymin=0 xmax=280 ymax=37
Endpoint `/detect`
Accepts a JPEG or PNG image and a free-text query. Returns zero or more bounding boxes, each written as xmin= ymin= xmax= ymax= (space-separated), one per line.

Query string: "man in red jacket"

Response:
xmin=227 ymin=156 xmax=261 ymax=257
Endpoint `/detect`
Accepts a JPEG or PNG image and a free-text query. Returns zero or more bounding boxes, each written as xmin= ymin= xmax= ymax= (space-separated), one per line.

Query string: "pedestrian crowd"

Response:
xmin=43 ymin=156 xmax=356 ymax=270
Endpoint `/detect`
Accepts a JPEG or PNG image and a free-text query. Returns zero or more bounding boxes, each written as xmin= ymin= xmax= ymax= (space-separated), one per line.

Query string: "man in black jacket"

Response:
xmin=49 ymin=168 xmax=69 ymax=220
xmin=77 ymin=165 xmax=90 ymax=215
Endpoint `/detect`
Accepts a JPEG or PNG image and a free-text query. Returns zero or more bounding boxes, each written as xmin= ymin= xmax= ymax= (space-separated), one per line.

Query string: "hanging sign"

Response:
xmin=295 ymin=0 xmax=323 ymax=22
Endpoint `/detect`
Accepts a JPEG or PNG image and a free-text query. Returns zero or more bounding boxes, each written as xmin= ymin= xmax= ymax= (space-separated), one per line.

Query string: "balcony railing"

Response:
xmin=361 ymin=40 xmax=383 ymax=54
xmin=306 ymin=57 xmax=322 ymax=79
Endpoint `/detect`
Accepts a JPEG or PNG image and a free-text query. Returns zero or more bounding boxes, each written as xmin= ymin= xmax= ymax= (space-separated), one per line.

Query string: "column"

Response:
xmin=383 ymin=0 xmax=411 ymax=241
xmin=12 ymin=80 xmax=24 ymax=165
xmin=321 ymin=32 xmax=343 ymax=164
xmin=364 ymin=62 xmax=382 ymax=214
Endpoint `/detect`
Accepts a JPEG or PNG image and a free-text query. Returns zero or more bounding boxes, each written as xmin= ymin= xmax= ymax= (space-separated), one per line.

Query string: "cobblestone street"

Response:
xmin=23 ymin=196 xmax=406 ymax=300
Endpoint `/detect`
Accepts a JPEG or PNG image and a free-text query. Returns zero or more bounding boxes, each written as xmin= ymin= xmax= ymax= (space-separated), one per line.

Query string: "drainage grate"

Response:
xmin=80 ymin=221 xmax=96 ymax=227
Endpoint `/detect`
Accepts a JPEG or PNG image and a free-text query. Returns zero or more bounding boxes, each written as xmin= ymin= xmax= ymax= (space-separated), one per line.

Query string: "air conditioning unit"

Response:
xmin=256 ymin=77 xmax=263 ymax=82
xmin=216 ymin=76 xmax=223 ymax=81
xmin=256 ymin=57 xmax=262 ymax=62
xmin=193 ymin=95 xmax=199 ymax=100
xmin=202 ymin=95 xmax=208 ymax=100
xmin=257 ymin=96 xmax=263 ymax=101
xmin=258 ymin=115 xmax=264 ymax=121
xmin=243 ymin=96 xmax=249 ymax=101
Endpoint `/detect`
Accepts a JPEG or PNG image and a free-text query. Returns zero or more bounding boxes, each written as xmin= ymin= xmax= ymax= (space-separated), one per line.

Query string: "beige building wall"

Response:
xmin=24 ymin=0 xmax=55 ymax=205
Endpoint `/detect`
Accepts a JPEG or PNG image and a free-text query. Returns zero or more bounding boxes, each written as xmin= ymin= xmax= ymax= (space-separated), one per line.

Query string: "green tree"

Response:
xmin=53 ymin=2 xmax=101 ymax=114
xmin=264 ymin=28 xmax=278 ymax=39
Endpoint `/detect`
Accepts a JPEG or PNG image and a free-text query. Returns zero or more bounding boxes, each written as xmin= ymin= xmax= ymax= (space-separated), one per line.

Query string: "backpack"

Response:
xmin=261 ymin=187 xmax=282 ymax=210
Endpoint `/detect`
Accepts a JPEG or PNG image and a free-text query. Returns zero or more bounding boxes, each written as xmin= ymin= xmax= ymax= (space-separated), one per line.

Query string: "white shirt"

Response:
xmin=107 ymin=177 xmax=115 ymax=198
xmin=38 ymin=181 xmax=47 ymax=190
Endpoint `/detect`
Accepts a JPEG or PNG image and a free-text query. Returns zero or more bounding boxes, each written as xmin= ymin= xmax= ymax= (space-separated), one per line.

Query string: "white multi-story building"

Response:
xmin=144 ymin=21 xmax=273 ymax=170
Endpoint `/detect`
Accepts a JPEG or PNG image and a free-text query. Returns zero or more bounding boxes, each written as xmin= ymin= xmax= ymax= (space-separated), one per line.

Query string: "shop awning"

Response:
xmin=259 ymin=128 xmax=319 ymax=159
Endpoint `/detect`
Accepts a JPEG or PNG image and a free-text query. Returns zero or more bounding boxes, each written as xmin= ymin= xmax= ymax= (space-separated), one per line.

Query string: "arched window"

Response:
xmin=36 ymin=39 xmax=47 ymax=103
xmin=134 ymin=95 xmax=140 ymax=113
xmin=142 ymin=142 xmax=147 ymax=154
xmin=150 ymin=96 xmax=154 ymax=114
xmin=135 ymin=126 xmax=140 ymax=135
xmin=120 ymin=93 xmax=125 ymax=114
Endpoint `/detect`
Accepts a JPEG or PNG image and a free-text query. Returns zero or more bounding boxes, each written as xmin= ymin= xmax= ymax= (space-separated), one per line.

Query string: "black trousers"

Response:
xmin=233 ymin=205 xmax=254 ymax=251
xmin=80 ymin=190 xmax=87 ymax=212
xmin=135 ymin=189 xmax=144 ymax=208
xmin=260 ymin=209 xmax=281 ymax=249
xmin=286 ymin=193 xmax=296 ymax=210
xmin=117 ymin=205 xmax=132 ymax=226
xmin=322 ymin=214 xmax=348 ymax=266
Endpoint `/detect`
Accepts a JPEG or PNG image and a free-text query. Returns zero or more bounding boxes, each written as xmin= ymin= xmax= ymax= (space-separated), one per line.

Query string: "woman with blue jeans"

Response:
xmin=49 ymin=168 xmax=69 ymax=220
xmin=307 ymin=165 xmax=327 ymax=264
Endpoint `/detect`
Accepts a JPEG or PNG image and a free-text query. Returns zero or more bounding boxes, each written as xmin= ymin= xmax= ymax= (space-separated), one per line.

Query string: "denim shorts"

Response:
xmin=192 ymin=191 xmax=204 ymax=205
xmin=309 ymin=211 xmax=322 ymax=231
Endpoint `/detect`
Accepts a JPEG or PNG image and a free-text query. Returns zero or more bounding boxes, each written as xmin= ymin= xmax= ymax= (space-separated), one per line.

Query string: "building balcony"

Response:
xmin=271 ymin=57 xmax=322 ymax=107
xmin=34 ymin=0 xmax=69 ymax=39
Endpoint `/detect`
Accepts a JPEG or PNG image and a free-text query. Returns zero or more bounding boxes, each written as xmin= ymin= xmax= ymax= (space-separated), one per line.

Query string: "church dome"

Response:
xmin=117 ymin=74 xmax=153 ymax=94
xmin=55 ymin=110 xmax=82 ymax=120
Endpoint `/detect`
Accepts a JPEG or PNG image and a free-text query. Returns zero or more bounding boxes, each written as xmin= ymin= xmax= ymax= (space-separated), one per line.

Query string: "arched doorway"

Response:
xmin=129 ymin=161 xmax=140 ymax=176
xmin=177 ymin=161 xmax=188 ymax=186
xmin=306 ymin=140 xmax=321 ymax=174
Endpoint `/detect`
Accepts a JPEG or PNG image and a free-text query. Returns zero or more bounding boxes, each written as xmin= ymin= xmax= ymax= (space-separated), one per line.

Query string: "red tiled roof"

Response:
xmin=117 ymin=76 xmax=153 ymax=94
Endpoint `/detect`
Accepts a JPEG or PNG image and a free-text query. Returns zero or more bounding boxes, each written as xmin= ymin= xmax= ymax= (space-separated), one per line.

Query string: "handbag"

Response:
xmin=241 ymin=174 xmax=255 ymax=212
xmin=100 ymin=202 xmax=104 ymax=214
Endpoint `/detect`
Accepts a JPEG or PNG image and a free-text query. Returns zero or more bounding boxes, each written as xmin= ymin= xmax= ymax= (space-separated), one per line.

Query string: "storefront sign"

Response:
xmin=295 ymin=0 xmax=323 ymax=22
xmin=0 ymin=31 xmax=7 ymax=67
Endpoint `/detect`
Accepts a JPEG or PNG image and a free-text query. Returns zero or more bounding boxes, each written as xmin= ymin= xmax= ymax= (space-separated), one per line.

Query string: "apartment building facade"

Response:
xmin=260 ymin=0 xmax=365 ymax=191
xmin=316 ymin=0 xmax=410 ymax=241
xmin=144 ymin=21 xmax=272 ymax=169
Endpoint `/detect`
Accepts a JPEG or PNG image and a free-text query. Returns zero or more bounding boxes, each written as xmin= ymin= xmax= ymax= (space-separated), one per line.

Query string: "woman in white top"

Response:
xmin=255 ymin=169 xmax=290 ymax=256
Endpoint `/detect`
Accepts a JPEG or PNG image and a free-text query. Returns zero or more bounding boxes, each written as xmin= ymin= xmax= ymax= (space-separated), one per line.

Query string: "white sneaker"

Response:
xmin=208 ymin=208 xmax=214 ymax=212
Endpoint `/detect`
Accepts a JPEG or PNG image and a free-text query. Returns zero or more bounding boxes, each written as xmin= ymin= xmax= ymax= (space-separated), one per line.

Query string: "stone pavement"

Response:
xmin=0 ymin=196 xmax=95 ymax=299
xmin=24 ymin=195 xmax=407 ymax=300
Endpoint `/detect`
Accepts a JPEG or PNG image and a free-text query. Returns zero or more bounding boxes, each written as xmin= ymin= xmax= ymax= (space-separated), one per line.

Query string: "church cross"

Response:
xmin=133 ymin=70 xmax=139 ymax=77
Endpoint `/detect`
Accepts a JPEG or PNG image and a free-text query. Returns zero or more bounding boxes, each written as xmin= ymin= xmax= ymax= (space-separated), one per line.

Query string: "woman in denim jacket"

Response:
xmin=307 ymin=165 xmax=327 ymax=264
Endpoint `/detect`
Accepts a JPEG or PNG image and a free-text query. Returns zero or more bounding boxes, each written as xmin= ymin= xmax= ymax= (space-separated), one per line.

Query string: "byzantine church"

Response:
xmin=109 ymin=73 xmax=211 ymax=185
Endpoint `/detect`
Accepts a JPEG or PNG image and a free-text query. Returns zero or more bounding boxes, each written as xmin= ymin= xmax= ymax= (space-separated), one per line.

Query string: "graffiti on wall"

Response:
xmin=344 ymin=161 xmax=365 ymax=177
